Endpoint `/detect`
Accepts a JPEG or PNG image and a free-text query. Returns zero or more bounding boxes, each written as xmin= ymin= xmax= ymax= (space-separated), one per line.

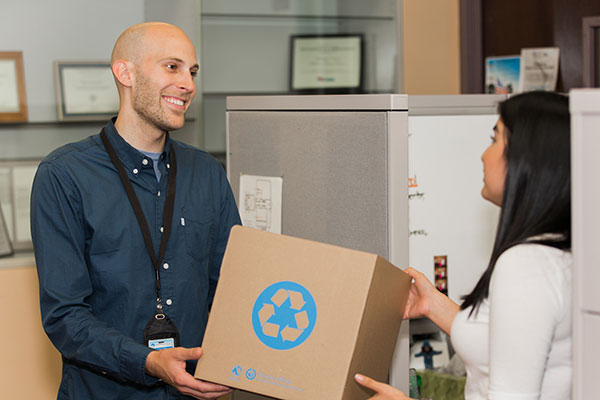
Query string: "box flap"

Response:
xmin=343 ymin=256 xmax=411 ymax=399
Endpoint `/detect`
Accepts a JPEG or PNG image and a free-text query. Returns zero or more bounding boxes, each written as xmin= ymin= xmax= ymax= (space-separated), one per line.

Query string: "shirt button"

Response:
xmin=166 ymin=299 xmax=172 ymax=306
xmin=157 ymin=190 xmax=161 ymax=197
xmin=160 ymin=226 xmax=164 ymax=233
xmin=142 ymin=159 xmax=149 ymax=166
xmin=132 ymin=168 xmax=139 ymax=174
xmin=163 ymin=263 xmax=169 ymax=270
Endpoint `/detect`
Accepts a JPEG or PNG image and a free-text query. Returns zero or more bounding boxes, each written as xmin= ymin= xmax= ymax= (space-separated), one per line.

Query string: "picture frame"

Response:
xmin=54 ymin=61 xmax=119 ymax=121
xmin=0 ymin=51 xmax=28 ymax=123
xmin=0 ymin=202 xmax=13 ymax=258
xmin=289 ymin=33 xmax=365 ymax=94
xmin=0 ymin=159 xmax=41 ymax=252
xmin=519 ymin=47 xmax=560 ymax=92
xmin=583 ymin=16 xmax=600 ymax=88
xmin=484 ymin=55 xmax=520 ymax=94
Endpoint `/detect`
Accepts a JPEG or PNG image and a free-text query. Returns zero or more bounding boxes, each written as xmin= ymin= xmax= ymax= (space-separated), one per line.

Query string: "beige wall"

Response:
xmin=0 ymin=265 xmax=61 ymax=400
xmin=402 ymin=0 xmax=461 ymax=94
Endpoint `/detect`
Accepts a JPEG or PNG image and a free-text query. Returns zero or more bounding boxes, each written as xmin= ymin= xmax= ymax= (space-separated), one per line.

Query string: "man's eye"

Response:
xmin=166 ymin=64 xmax=176 ymax=70
xmin=191 ymin=70 xmax=198 ymax=77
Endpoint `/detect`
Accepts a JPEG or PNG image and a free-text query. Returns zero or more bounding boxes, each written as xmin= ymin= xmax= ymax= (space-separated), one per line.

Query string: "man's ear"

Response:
xmin=112 ymin=60 xmax=133 ymax=87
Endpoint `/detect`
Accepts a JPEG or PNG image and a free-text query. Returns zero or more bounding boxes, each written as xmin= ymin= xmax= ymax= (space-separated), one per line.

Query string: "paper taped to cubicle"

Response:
xmin=239 ymin=174 xmax=282 ymax=234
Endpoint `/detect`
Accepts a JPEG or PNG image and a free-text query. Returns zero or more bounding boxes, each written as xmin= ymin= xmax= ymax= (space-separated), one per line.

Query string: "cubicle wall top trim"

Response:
xmin=226 ymin=94 xmax=408 ymax=111
xmin=407 ymin=94 xmax=507 ymax=115
xmin=570 ymin=89 xmax=600 ymax=114
xmin=226 ymin=94 xmax=508 ymax=115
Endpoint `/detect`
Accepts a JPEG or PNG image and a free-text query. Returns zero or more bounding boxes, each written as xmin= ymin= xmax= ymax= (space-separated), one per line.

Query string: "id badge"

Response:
xmin=148 ymin=338 xmax=175 ymax=350
xmin=144 ymin=313 xmax=180 ymax=349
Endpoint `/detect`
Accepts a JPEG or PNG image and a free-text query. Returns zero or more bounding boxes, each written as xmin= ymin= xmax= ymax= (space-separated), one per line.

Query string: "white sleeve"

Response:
xmin=487 ymin=245 xmax=562 ymax=400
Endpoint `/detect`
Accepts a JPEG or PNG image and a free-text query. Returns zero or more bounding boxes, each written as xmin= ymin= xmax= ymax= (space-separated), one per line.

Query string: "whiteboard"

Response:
xmin=408 ymin=114 xmax=500 ymax=303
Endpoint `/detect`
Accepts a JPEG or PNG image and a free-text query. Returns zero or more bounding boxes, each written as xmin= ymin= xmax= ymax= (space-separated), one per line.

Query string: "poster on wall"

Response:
xmin=485 ymin=55 xmax=521 ymax=94
xmin=519 ymin=47 xmax=560 ymax=92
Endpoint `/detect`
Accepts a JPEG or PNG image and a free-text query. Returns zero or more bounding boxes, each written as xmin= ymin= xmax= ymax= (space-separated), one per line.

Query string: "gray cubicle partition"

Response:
xmin=227 ymin=95 xmax=409 ymax=399
xmin=227 ymin=95 xmax=408 ymax=258
xmin=571 ymin=89 xmax=600 ymax=400
xmin=226 ymin=94 xmax=505 ymax=398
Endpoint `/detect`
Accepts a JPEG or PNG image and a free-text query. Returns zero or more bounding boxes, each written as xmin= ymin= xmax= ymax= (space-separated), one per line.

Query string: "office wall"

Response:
xmin=403 ymin=0 xmax=461 ymax=94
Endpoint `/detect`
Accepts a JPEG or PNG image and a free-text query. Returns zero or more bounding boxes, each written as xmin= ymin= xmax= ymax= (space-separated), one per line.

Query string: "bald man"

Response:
xmin=31 ymin=23 xmax=241 ymax=399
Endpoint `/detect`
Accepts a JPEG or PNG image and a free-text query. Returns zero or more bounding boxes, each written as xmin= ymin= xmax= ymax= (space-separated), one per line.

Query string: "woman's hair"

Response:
xmin=461 ymin=91 xmax=571 ymax=312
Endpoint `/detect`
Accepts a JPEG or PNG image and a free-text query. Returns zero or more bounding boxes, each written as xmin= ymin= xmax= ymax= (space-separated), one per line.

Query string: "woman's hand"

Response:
xmin=403 ymin=267 xmax=460 ymax=336
xmin=403 ymin=267 xmax=437 ymax=320
xmin=354 ymin=374 xmax=411 ymax=400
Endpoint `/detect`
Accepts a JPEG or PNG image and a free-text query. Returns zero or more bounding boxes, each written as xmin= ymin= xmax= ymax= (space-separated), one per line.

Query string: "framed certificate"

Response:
xmin=289 ymin=34 xmax=365 ymax=94
xmin=0 ymin=159 xmax=41 ymax=252
xmin=0 ymin=52 xmax=28 ymax=122
xmin=55 ymin=61 xmax=119 ymax=121
xmin=0 ymin=203 xmax=13 ymax=257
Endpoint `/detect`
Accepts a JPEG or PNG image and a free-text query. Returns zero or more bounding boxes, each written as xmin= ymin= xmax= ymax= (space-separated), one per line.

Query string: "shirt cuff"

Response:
xmin=119 ymin=342 xmax=161 ymax=386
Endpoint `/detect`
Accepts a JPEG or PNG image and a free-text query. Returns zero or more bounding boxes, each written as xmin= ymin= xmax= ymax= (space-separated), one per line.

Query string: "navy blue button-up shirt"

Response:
xmin=31 ymin=119 xmax=241 ymax=399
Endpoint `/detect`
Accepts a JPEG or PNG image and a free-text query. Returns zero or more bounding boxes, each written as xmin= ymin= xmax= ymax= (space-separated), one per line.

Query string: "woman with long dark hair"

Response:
xmin=356 ymin=91 xmax=572 ymax=399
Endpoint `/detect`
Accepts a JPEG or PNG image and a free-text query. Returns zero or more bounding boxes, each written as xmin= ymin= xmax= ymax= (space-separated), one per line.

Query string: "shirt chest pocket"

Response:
xmin=182 ymin=208 xmax=215 ymax=262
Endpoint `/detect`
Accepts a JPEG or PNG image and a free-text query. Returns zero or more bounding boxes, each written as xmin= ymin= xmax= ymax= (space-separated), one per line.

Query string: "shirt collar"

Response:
xmin=102 ymin=117 xmax=173 ymax=169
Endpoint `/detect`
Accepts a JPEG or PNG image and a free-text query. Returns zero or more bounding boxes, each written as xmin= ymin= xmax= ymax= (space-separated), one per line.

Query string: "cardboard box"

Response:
xmin=194 ymin=226 xmax=411 ymax=399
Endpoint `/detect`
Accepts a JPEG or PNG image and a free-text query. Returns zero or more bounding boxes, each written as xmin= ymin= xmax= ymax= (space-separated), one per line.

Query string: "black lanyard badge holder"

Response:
xmin=100 ymin=130 xmax=180 ymax=350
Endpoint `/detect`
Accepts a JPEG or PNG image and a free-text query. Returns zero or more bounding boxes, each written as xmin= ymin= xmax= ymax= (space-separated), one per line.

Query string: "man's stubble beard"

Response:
xmin=132 ymin=71 xmax=184 ymax=132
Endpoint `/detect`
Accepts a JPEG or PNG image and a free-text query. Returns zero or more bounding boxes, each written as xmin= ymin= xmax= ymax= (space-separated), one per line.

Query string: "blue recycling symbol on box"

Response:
xmin=251 ymin=281 xmax=317 ymax=350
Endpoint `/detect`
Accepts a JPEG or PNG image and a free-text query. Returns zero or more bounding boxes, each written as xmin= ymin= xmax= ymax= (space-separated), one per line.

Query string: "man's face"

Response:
xmin=131 ymin=29 xmax=198 ymax=132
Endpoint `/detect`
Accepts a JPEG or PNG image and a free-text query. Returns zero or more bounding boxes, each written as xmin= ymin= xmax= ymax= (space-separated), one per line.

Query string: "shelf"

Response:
xmin=202 ymin=13 xmax=394 ymax=21
xmin=0 ymin=118 xmax=196 ymax=128
xmin=0 ymin=251 xmax=35 ymax=270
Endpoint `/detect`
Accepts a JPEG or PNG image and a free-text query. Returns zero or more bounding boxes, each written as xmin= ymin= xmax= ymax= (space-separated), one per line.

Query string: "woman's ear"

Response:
xmin=112 ymin=60 xmax=133 ymax=87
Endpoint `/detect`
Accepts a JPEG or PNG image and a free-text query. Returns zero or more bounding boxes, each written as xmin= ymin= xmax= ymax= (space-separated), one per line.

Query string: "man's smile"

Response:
xmin=162 ymin=95 xmax=187 ymax=109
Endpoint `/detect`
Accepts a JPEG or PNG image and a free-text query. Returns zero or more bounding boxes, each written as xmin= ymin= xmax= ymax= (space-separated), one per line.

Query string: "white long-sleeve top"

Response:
xmin=451 ymin=243 xmax=572 ymax=399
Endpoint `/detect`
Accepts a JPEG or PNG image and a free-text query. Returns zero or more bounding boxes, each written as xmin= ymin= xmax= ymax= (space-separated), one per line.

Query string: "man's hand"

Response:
xmin=145 ymin=347 xmax=232 ymax=400
xmin=354 ymin=373 xmax=410 ymax=400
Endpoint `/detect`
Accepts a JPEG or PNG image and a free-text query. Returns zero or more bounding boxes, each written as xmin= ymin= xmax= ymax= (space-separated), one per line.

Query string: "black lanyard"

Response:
xmin=100 ymin=129 xmax=177 ymax=314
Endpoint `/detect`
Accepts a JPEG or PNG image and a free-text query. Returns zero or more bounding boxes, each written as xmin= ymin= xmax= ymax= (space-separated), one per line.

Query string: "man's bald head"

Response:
xmin=110 ymin=22 xmax=198 ymax=137
xmin=111 ymin=22 xmax=191 ymax=66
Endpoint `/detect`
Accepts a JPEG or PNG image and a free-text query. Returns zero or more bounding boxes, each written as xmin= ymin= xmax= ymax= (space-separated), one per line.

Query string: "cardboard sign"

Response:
xmin=195 ymin=226 xmax=411 ymax=399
